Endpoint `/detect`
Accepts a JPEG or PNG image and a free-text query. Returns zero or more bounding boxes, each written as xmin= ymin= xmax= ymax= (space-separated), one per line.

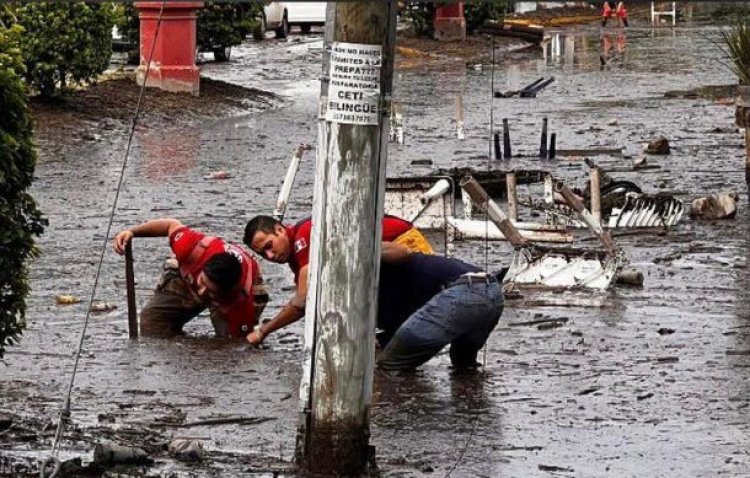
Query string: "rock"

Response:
xmin=658 ymin=327 xmax=675 ymax=335
xmin=645 ymin=136 xmax=670 ymax=155
xmin=632 ymin=156 xmax=647 ymax=168
xmin=204 ymin=171 xmax=231 ymax=180
xmin=90 ymin=302 xmax=117 ymax=313
xmin=616 ymin=269 xmax=644 ymax=286
xmin=0 ymin=412 xmax=13 ymax=432
xmin=94 ymin=444 xmax=153 ymax=466
xmin=607 ymin=118 xmax=618 ymax=126
xmin=55 ymin=294 xmax=81 ymax=305
xmin=690 ymin=193 xmax=737 ymax=220
xmin=168 ymin=439 xmax=204 ymax=462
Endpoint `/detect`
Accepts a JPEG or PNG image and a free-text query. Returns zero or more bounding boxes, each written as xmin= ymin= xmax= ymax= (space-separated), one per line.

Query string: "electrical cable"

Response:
xmin=444 ymin=35 xmax=496 ymax=478
xmin=38 ymin=1 xmax=167 ymax=476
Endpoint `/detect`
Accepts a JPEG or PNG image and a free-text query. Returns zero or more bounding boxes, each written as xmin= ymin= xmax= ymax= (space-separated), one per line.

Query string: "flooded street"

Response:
xmin=3 ymin=20 xmax=750 ymax=477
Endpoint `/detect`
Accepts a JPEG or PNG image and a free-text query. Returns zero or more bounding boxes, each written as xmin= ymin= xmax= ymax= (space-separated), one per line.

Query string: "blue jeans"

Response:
xmin=376 ymin=277 xmax=504 ymax=370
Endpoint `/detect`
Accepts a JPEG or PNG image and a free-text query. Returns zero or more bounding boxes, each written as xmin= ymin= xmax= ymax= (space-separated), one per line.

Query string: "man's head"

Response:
xmin=197 ymin=252 xmax=242 ymax=302
xmin=244 ymin=215 xmax=291 ymax=264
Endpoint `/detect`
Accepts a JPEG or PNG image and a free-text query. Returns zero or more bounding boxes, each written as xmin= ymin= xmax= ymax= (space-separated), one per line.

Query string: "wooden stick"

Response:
xmin=125 ymin=241 xmax=138 ymax=340
xmin=506 ymin=172 xmax=518 ymax=221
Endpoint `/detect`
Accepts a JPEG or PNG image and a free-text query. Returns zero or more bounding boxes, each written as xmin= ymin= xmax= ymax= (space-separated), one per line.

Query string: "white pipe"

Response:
xmin=273 ymin=144 xmax=311 ymax=221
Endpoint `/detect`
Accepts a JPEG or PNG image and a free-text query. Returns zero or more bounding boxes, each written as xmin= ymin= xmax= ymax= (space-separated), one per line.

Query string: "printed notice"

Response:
xmin=325 ymin=42 xmax=382 ymax=125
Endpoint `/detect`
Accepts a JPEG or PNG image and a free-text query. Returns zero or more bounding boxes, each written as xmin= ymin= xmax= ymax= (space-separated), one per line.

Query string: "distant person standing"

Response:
xmin=601 ymin=1 xmax=613 ymax=27
xmin=616 ymin=1 xmax=628 ymax=27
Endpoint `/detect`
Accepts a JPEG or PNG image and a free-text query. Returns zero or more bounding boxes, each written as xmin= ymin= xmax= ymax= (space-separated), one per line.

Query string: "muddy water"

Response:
xmin=2 ymin=23 xmax=749 ymax=477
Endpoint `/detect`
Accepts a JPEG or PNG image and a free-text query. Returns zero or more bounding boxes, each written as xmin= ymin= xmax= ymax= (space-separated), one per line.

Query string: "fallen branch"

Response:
xmin=165 ymin=416 xmax=276 ymax=428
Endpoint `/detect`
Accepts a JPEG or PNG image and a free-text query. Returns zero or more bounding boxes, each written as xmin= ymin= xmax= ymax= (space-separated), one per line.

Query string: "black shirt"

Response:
xmin=377 ymin=253 xmax=480 ymax=336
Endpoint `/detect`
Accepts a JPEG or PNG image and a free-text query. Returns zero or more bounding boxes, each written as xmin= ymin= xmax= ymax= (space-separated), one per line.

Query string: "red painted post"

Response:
xmin=135 ymin=1 xmax=203 ymax=96
xmin=434 ymin=2 xmax=466 ymax=42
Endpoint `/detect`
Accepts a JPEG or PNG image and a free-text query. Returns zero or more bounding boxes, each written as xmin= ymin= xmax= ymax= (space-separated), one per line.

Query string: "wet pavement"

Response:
xmin=2 ymin=21 xmax=750 ymax=477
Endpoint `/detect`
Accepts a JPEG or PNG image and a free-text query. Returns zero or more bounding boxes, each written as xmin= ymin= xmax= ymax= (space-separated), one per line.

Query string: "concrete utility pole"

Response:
xmin=296 ymin=1 xmax=397 ymax=475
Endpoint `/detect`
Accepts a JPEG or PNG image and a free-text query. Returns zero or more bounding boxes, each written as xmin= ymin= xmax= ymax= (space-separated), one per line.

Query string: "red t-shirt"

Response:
xmin=169 ymin=226 xmax=263 ymax=338
xmin=286 ymin=215 xmax=413 ymax=283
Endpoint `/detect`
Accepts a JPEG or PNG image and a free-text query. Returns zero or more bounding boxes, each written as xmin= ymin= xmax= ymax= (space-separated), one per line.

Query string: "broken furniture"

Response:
xmin=460 ymin=175 xmax=623 ymax=290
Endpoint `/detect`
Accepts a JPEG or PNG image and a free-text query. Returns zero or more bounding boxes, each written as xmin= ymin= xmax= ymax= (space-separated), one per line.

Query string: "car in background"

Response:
xmin=254 ymin=2 xmax=326 ymax=39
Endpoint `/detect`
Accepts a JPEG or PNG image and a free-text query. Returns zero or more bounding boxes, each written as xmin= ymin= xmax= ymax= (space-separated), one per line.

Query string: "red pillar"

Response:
xmin=434 ymin=2 xmax=466 ymax=42
xmin=135 ymin=1 xmax=203 ymax=95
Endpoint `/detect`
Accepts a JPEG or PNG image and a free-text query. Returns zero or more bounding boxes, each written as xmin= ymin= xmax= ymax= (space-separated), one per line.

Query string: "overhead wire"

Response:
xmin=39 ymin=1 xmax=167 ymax=476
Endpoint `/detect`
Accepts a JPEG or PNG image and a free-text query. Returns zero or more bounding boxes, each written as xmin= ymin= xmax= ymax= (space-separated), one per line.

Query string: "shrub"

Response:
xmin=400 ymin=1 xmax=507 ymax=38
xmin=718 ymin=17 xmax=750 ymax=85
xmin=0 ymin=21 xmax=46 ymax=360
xmin=10 ymin=2 xmax=114 ymax=98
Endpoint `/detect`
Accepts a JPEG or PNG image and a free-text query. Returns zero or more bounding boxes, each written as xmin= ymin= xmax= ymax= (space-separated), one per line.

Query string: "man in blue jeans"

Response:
xmin=377 ymin=243 xmax=504 ymax=370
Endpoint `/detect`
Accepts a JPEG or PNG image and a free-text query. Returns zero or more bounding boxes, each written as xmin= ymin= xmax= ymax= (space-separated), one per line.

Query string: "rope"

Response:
xmin=444 ymin=36 xmax=496 ymax=478
xmin=39 ymin=2 xmax=167 ymax=476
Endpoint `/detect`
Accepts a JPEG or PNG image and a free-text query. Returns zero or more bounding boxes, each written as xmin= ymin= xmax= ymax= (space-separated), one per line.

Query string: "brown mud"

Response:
xmin=3 ymin=15 xmax=750 ymax=478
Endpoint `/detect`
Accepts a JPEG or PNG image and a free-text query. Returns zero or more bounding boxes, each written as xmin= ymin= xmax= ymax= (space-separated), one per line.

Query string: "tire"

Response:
xmin=275 ymin=13 xmax=289 ymax=39
xmin=300 ymin=24 xmax=311 ymax=34
xmin=213 ymin=46 xmax=231 ymax=62
xmin=253 ymin=15 xmax=266 ymax=41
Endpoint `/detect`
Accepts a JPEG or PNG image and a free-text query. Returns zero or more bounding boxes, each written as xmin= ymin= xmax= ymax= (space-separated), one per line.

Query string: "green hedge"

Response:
xmin=0 ymin=22 xmax=46 ymax=359
xmin=8 ymin=2 xmax=114 ymax=98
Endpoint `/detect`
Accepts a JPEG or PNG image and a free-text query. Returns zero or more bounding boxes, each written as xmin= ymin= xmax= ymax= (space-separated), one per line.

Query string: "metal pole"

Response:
xmin=273 ymin=144 xmax=311 ymax=222
xmin=299 ymin=2 xmax=396 ymax=475
xmin=506 ymin=172 xmax=518 ymax=221
xmin=502 ymin=118 xmax=512 ymax=159
xmin=540 ymin=117 xmax=548 ymax=158
xmin=549 ymin=132 xmax=556 ymax=159
xmin=494 ymin=132 xmax=502 ymax=160
xmin=125 ymin=241 xmax=138 ymax=339
xmin=456 ymin=93 xmax=465 ymax=140
xmin=590 ymin=166 xmax=602 ymax=225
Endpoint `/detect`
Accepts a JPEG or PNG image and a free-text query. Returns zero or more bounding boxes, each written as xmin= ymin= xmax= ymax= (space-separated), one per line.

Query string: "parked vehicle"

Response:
xmin=255 ymin=2 xmax=326 ymax=39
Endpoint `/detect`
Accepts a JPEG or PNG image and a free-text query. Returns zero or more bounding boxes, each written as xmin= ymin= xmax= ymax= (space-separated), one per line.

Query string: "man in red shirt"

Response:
xmin=242 ymin=214 xmax=432 ymax=345
xmin=113 ymin=218 xmax=268 ymax=339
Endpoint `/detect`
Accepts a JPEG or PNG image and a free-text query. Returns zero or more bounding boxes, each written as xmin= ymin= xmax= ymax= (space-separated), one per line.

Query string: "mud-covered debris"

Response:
xmin=509 ymin=317 xmax=569 ymax=327
xmin=55 ymin=294 xmax=81 ymax=305
xmin=658 ymin=327 xmax=675 ymax=335
xmin=537 ymin=320 xmax=565 ymax=330
xmin=90 ymin=302 xmax=117 ymax=313
xmin=616 ymin=269 xmax=644 ymax=286
xmin=411 ymin=159 xmax=433 ymax=166
xmin=93 ymin=443 xmax=153 ymax=466
xmin=0 ymin=412 xmax=12 ymax=432
xmin=637 ymin=392 xmax=655 ymax=401
xmin=644 ymin=136 xmax=670 ymax=155
xmin=539 ymin=464 xmax=574 ymax=472
xmin=169 ymin=439 xmax=204 ymax=462
xmin=204 ymin=171 xmax=232 ymax=180
xmin=632 ymin=156 xmax=647 ymax=168
xmin=657 ymin=356 xmax=679 ymax=363
xmin=690 ymin=193 xmax=737 ymax=220
xmin=577 ymin=386 xmax=602 ymax=395
xmin=607 ymin=118 xmax=618 ymax=126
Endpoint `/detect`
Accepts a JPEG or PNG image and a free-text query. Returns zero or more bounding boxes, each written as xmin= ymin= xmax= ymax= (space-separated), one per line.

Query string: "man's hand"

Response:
xmin=113 ymin=230 xmax=134 ymax=255
xmin=246 ymin=327 xmax=264 ymax=346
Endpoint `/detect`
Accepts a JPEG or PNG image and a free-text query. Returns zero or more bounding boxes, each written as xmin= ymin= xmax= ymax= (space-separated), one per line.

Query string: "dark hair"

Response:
xmin=203 ymin=252 xmax=242 ymax=294
xmin=243 ymin=215 xmax=280 ymax=247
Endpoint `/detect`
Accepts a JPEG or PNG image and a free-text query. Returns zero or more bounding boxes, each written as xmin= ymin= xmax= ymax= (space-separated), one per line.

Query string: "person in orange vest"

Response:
xmin=113 ymin=218 xmax=269 ymax=338
xmin=601 ymin=1 xmax=613 ymax=27
xmin=616 ymin=1 xmax=629 ymax=27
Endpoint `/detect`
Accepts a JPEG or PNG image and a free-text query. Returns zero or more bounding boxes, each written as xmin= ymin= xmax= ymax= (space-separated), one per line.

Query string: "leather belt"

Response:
xmin=445 ymin=272 xmax=497 ymax=289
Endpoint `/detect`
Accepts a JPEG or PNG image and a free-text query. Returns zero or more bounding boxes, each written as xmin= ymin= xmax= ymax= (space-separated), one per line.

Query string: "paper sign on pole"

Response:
xmin=325 ymin=42 xmax=382 ymax=125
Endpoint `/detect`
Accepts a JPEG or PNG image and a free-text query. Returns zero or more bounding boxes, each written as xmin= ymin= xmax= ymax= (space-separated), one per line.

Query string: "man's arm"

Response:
xmin=112 ymin=218 xmax=184 ymax=255
xmin=247 ymin=264 xmax=308 ymax=345
xmin=380 ymin=240 xmax=413 ymax=263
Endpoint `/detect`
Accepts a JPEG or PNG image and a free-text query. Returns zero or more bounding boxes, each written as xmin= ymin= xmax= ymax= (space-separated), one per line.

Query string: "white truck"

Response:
xmin=257 ymin=2 xmax=327 ymax=39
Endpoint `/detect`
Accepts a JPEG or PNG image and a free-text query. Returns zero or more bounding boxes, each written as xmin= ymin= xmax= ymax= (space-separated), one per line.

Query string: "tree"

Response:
xmin=0 ymin=21 xmax=46 ymax=360
xmin=10 ymin=2 xmax=114 ymax=98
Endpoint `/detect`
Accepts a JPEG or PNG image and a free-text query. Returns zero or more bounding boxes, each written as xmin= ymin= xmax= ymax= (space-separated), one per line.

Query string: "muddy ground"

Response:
xmin=2 ymin=15 xmax=750 ymax=478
